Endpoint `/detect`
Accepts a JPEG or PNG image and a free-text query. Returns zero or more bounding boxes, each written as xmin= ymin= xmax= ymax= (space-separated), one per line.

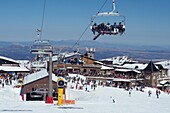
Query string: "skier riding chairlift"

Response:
xmin=91 ymin=0 xmax=125 ymax=40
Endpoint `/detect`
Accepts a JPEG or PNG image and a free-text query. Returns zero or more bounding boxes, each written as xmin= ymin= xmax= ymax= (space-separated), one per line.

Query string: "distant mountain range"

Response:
xmin=0 ymin=40 xmax=170 ymax=60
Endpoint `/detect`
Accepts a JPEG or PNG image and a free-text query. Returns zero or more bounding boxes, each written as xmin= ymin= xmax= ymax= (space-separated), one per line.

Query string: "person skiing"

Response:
xmin=93 ymin=84 xmax=96 ymax=91
xmin=148 ymin=90 xmax=152 ymax=97
xmin=111 ymin=96 xmax=115 ymax=103
xmin=2 ymin=81 xmax=4 ymax=88
xmin=129 ymin=88 xmax=132 ymax=97
xmin=85 ymin=86 xmax=87 ymax=91
xmin=156 ymin=89 xmax=159 ymax=98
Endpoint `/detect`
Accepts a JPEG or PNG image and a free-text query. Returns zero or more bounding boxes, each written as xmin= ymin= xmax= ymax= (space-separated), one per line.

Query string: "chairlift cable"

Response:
xmin=69 ymin=0 xmax=109 ymax=52
xmin=96 ymin=0 xmax=109 ymax=16
xmin=39 ymin=0 xmax=47 ymax=40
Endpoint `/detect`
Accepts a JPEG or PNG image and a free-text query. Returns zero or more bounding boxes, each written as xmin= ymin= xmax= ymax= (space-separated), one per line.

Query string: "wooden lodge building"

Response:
xmin=0 ymin=56 xmax=29 ymax=76
xmin=51 ymin=53 xmax=169 ymax=89
xmin=22 ymin=69 xmax=65 ymax=101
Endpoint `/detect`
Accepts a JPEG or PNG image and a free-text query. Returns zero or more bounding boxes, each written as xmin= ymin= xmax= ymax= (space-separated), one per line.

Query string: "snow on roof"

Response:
xmin=23 ymin=69 xmax=47 ymax=85
xmin=100 ymin=56 xmax=134 ymax=65
xmin=113 ymin=78 xmax=131 ymax=82
xmin=101 ymin=65 xmax=114 ymax=70
xmin=17 ymin=60 xmax=29 ymax=67
xmin=115 ymin=68 xmax=141 ymax=73
xmin=100 ymin=58 xmax=113 ymax=61
xmin=64 ymin=52 xmax=81 ymax=58
xmin=46 ymin=52 xmax=81 ymax=62
xmin=68 ymin=73 xmax=86 ymax=80
xmin=133 ymin=70 xmax=141 ymax=74
xmin=0 ymin=56 xmax=19 ymax=64
xmin=112 ymin=56 xmax=133 ymax=65
xmin=155 ymin=60 xmax=170 ymax=69
xmin=157 ymin=84 xmax=162 ymax=87
xmin=23 ymin=69 xmax=60 ymax=85
xmin=16 ymin=60 xmax=29 ymax=64
xmin=0 ymin=66 xmax=29 ymax=72
xmin=94 ymin=61 xmax=103 ymax=65
xmin=160 ymin=80 xmax=169 ymax=85
xmin=121 ymin=63 xmax=147 ymax=70
xmin=115 ymin=68 xmax=130 ymax=72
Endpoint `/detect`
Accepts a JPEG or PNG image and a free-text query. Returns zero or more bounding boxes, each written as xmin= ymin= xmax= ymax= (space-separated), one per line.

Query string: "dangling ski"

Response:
xmin=93 ymin=33 xmax=101 ymax=40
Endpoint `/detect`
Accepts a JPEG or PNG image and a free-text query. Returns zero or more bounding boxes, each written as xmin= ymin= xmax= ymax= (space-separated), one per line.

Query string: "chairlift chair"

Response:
xmin=31 ymin=39 xmax=53 ymax=54
xmin=90 ymin=0 xmax=126 ymax=40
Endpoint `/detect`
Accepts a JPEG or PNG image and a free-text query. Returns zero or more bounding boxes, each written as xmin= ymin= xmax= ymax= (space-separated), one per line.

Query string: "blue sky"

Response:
xmin=0 ymin=0 xmax=170 ymax=46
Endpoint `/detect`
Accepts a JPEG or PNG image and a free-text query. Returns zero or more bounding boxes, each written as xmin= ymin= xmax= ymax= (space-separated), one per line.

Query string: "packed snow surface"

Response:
xmin=0 ymin=82 xmax=170 ymax=113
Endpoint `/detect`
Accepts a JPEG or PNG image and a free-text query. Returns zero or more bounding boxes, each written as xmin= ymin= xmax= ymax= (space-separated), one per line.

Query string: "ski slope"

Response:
xmin=0 ymin=82 xmax=170 ymax=113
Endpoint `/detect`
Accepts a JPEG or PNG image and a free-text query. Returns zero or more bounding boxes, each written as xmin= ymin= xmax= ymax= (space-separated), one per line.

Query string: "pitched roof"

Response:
xmin=143 ymin=61 xmax=159 ymax=72
xmin=0 ymin=56 xmax=19 ymax=64
xmin=0 ymin=66 xmax=29 ymax=72
xmin=23 ymin=69 xmax=60 ymax=85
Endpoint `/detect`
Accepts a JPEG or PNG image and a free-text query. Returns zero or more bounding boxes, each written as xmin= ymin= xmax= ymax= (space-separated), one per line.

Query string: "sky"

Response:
xmin=0 ymin=0 xmax=170 ymax=46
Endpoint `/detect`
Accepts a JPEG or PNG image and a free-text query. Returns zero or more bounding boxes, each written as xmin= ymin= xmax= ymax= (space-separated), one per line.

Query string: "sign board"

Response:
xmin=57 ymin=78 xmax=65 ymax=88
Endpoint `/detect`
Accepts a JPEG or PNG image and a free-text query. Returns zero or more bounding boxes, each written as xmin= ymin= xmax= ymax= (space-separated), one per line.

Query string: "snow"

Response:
xmin=115 ymin=68 xmax=141 ymax=73
xmin=0 ymin=66 xmax=29 ymax=72
xmin=23 ymin=69 xmax=48 ymax=85
xmin=0 ymin=56 xmax=19 ymax=64
xmin=121 ymin=63 xmax=147 ymax=70
xmin=49 ymin=52 xmax=81 ymax=62
xmin=68 ymin=73 xmax=86 ymax=80
xmin=23 ymin=69 xmax=59 ymax=85
xmin=101 ymin=65 xmax=114 ymax=70
xmin=156 ymin=60 xmax=170 ymax=69
xmin=100 ymin=56 xmax=135 ymax=65
xmin=160 ymin=80 xmax=169 ymax=85
xmin=1 ymin=81 xmax=170 ymax=113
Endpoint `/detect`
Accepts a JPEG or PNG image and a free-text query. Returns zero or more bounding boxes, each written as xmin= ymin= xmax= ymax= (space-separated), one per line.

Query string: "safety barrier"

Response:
xmin=63 ymin=100 xmax=75 ymax=104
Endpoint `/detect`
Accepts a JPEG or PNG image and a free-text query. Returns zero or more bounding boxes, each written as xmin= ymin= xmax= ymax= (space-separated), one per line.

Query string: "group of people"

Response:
xmin=148 ymin=89 xmax=161 ymax=98
xmin=91 ymin=22 xmax=125 ymax=35
xmin=0 ymin=74 xmax=13 ymax=88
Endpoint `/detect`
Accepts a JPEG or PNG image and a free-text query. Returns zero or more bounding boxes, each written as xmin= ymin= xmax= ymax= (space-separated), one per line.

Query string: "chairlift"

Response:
xmin=90 ymin=0 xmax=126 ymax=40
xmin=31 ymin=39 xmax=53 ymax=54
